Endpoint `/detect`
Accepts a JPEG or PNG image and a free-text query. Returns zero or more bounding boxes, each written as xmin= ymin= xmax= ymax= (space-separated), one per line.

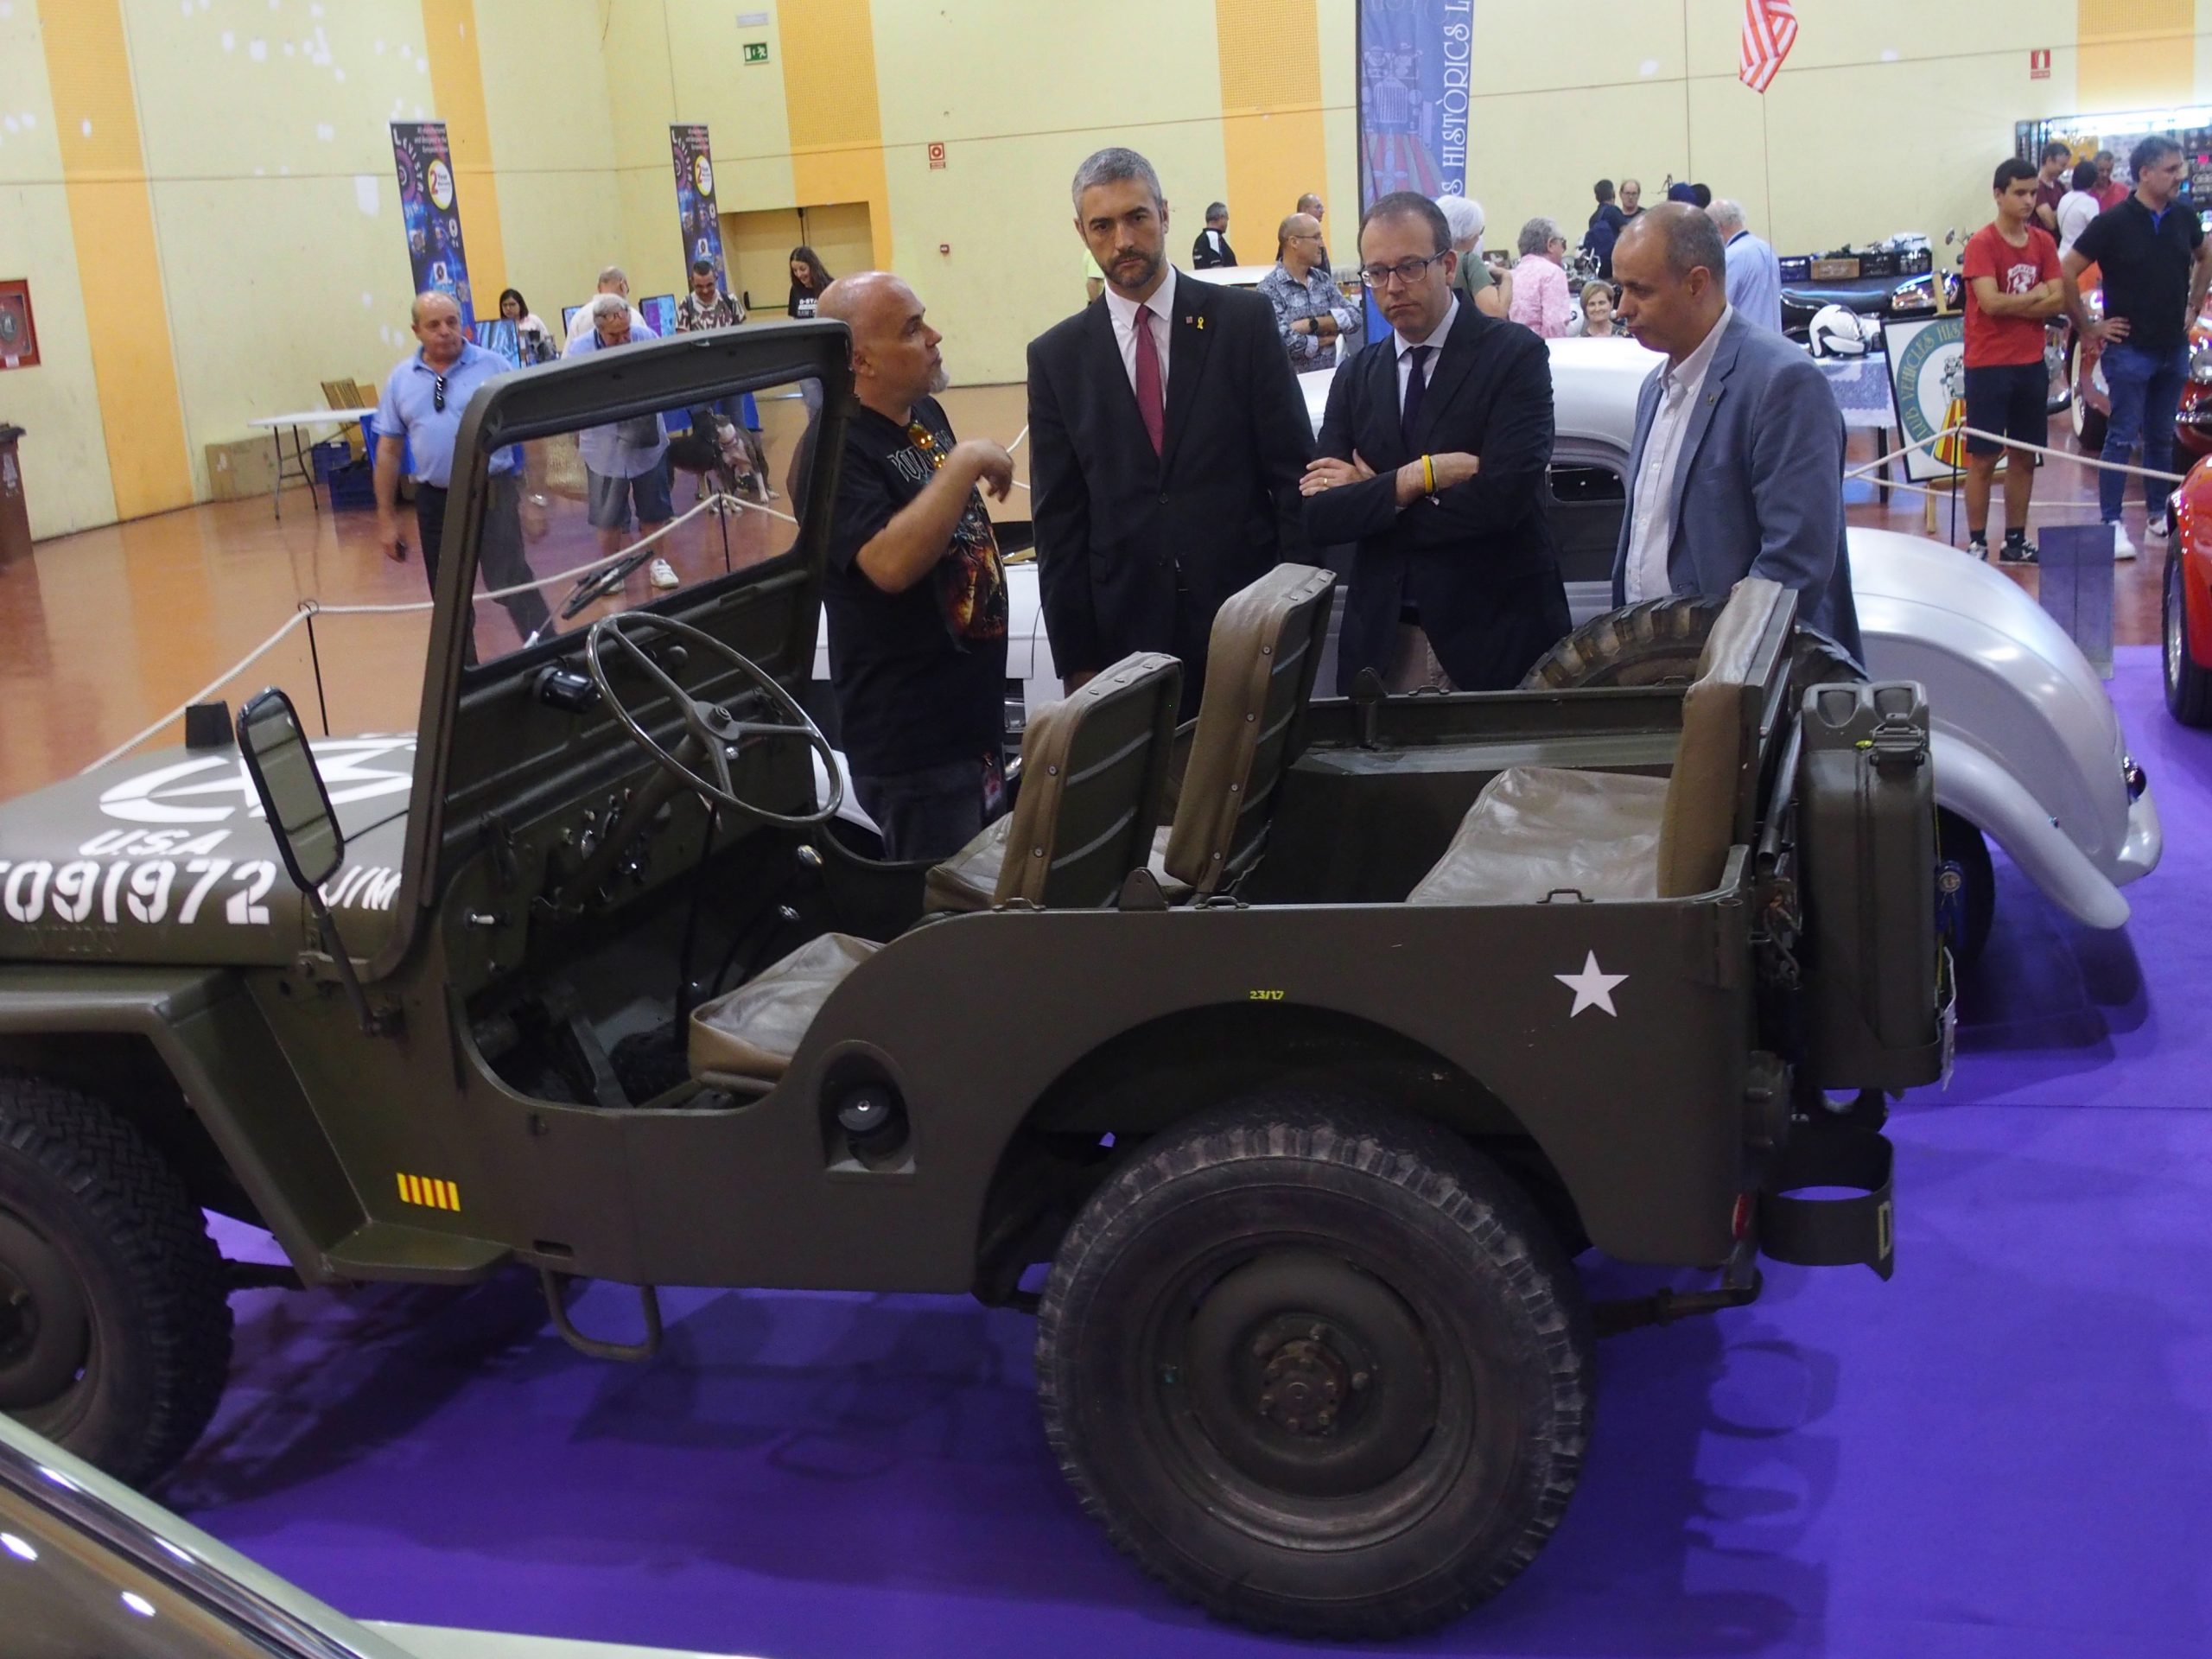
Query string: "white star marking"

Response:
xmin=1554 ymin=951 xmax=1628 ymax=1018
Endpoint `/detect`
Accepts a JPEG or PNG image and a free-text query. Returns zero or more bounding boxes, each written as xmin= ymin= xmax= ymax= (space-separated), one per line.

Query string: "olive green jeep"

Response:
xmin=0 ymin=324 xmax=1948 ymax=1638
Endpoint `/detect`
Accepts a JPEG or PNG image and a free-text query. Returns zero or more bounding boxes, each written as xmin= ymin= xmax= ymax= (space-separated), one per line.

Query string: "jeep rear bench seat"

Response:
xmin=688 ymin=651 xmax=1182 ymax=1084
xmin=1408 ymin=576 xmax=1789 ymax=906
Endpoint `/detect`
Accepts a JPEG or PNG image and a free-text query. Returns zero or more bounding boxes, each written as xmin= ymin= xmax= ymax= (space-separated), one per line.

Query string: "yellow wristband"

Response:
xmin=1421 ymin=454 xmax=1436 ymax=494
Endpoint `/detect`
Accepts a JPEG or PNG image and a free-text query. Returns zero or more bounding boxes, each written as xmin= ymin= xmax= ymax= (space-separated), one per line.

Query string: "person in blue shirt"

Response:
xmin=1709 ymin=198 xmax=1783 ymax=334
xmin=373 ymin=291 xmax=551 ymax=659
xmin=563 ymin=296 xmax=674 ymax=572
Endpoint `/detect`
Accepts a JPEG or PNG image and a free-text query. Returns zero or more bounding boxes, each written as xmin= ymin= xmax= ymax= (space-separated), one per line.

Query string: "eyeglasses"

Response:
xmin=433 ymin=374 xmax=447 ymax=413
xmin=1359 ymin=253 xmax=1448 ymax=289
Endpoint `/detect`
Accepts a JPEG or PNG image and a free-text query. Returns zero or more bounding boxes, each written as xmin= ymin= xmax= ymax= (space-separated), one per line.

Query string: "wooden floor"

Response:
xmin=0 ymin=388 xmax=2164 ymax=801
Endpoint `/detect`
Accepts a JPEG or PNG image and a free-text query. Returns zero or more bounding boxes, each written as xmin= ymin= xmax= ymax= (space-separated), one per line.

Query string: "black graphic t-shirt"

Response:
xmin=825 ymin=397 xmax=1009 ymax=776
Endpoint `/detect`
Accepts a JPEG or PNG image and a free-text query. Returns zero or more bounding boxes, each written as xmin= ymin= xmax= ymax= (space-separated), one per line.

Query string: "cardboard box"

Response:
xmin=205 ymin=435 xmax=278 ymax=501
xmin=1810 ymin=257 xmax=1861 ymax=282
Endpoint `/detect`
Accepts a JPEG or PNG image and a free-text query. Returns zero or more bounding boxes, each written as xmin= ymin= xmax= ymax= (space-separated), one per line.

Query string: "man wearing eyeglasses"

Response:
xmin=1028 ymin=146 xmax=1313 ymax=713
xmin=1259 ymin=213 xmax=1359 ymax=373
xmin=373 ymin=290 xmax=552 ymax=658
xmin=1300 ymin=192 xmax=1569 ymax=693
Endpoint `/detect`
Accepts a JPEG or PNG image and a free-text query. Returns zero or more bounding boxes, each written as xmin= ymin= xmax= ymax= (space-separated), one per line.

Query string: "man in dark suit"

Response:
xmin=1192 ymin=202 xmax=1236 ymax=269
xmin=1609 ymin=204 xmax=1861 ymax=658
xmin=1302 ymin=192 xmax=1569 ymax=691
xmin=1029 ymin=147 xmax=1313 ymax=709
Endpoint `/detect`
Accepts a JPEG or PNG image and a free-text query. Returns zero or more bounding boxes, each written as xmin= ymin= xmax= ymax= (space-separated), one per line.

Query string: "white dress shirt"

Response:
xmin=1624 ymin=305 xmax=1732 ymax=603
xmin=1393 ymin=296 xmax=1459 ymax=414
xmin=1103 ymin=264 xmax=1179 ymax=399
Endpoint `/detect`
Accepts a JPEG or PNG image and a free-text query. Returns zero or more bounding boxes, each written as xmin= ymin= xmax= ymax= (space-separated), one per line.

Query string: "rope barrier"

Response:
xmin=1843 ymin=420 xmax=2188 ymax=486
xmin=78 ymin=488 xmax=778 ymax=774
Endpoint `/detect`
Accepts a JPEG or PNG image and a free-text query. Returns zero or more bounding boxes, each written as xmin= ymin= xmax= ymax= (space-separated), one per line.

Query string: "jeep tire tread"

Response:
xmin=1035 ymin=1097 xmax=1592 ymax=1639
xmin=1519 ymin=593 xmax=1862 ymax=696
xmin=0 ymin=1073 xmax=233 ymax=1485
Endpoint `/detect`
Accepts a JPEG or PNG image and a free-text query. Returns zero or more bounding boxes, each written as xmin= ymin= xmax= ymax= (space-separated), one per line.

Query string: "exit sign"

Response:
xmin=743 ymin=41 xmax=769 ymax=64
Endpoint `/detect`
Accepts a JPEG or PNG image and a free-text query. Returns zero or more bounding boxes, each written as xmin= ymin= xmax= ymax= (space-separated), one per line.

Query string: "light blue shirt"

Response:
xmin=374 ymin=340 xmax=513 ymax=486
xmin=1724 ymin=230 xmax=1783 ymax=334
xmin=563 ymin=321 xmax=668 ymax=478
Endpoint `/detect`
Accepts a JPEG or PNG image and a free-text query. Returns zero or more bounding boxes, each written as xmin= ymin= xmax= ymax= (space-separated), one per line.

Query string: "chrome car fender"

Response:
xmin=1928 ymin=733 xmax=2130 ymax=930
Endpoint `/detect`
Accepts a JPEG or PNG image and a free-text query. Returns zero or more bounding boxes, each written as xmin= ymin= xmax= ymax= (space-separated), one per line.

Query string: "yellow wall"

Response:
xmin=27 ymin=0 xmax=2212 ymax=542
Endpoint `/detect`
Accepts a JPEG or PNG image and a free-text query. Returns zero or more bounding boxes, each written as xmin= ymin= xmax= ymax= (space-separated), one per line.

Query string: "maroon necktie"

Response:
xmin=1133 ymin=304 xmax=1165 ymax=456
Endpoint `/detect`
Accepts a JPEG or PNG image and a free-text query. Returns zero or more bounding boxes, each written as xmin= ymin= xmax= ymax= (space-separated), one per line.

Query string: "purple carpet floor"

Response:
xmin=164 ymin=648 xmax=2212 ymax=1658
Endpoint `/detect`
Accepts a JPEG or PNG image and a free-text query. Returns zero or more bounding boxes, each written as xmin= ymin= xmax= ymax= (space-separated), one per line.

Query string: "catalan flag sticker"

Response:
xmin=397 ymin=1172 xmax=461 ymax=1212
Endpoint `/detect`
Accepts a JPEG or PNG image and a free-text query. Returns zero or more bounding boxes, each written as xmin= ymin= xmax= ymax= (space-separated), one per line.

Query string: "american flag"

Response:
xmin=1739 ymin=0 xmax=1799 ymax=93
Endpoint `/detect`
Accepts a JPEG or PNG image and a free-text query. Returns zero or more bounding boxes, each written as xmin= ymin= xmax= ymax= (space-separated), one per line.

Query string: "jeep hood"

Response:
xmin=0 ymin=737 xmax=416 ymax=968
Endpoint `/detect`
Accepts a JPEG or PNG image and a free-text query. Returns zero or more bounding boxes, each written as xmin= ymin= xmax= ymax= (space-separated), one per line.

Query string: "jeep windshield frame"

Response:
xmin=377 ymin=318 xmax=855 ymax=979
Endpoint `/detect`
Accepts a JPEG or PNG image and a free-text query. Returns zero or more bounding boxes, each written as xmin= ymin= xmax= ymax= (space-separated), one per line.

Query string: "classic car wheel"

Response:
xmin=2072 ymin=385 xmax=2107 ymax=452
xmin=0 ymin=1074 xmax=232 ymax=1485
xmin=2164 ymin=550 xmax=2212 ymax=725
xmin=1036 ymin=1098 xmax=1591 ymax=1639
xmin=1936 ymin=809 xmax=1995 ymax=967
xmin=1519 ymin=594 xmax=1863 ymax=696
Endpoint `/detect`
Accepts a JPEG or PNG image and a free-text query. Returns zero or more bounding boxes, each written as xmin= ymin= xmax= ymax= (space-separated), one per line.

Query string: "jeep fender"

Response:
xmin=1932 ymin=733 xmax=2129 ymax=931
xmin=0 ymin=965 xmax=361 ymax=1285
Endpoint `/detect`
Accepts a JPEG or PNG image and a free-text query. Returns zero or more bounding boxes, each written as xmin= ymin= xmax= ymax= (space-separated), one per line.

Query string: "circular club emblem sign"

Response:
xmin=427 ymin=157 xmax=455 ymax=212
xmin=692 ymin=154 xmax=714 ymax=200
xmin=1892 ymin=318 xmax=1966 ymax=448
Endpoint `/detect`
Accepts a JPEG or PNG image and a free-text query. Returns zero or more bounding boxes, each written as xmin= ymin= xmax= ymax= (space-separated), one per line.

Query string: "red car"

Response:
xmin=2164 ymin=453 xmax=2212 ymax=721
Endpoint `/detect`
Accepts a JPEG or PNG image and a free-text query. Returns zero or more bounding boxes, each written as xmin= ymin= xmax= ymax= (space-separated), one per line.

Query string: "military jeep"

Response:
xmin=0 ymin=324 xmax=1948 ymax=1639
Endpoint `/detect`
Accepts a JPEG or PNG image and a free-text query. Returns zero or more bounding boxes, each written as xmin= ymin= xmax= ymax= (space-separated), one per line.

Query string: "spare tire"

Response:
xmin=1519 ymin=594 xmax=1864 ymax=697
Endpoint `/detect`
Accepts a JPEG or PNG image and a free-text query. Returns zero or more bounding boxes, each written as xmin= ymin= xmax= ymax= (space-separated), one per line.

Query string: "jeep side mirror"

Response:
xmin=238 ymin=690 xmax=344 ymax=891
xmin=238 ymin=690 xmax=390 ymax=1035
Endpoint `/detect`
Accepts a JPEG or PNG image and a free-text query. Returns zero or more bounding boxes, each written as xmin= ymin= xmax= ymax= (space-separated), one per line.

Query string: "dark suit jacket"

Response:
xmin=1607 ymin=309 xmax=1862 ymax=660
xmin=1305 ymin=302 xmax=1570 ymax=690
xmin=1028 ymin=273 xmax=1314 ymax=682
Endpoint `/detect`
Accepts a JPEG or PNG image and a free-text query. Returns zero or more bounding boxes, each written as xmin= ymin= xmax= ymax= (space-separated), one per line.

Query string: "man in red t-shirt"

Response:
xmin=2094 ymin=149 xmax=2130 ymax=212
xmin=1962 ymin=156 xmax=2065 ymax=563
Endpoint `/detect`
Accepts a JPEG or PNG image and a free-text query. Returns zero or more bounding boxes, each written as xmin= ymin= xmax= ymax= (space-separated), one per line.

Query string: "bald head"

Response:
xmin=1707 ymin=197 xmax=1746 ymax=236
xmin=819 ymin=271 xmax=945 ymax=417
xmin=1297 ymin=193 xmax=1325 ymax=219
xmin=410 ymin=290 xmax=459 ymax=326
xmin=1277 ymin=212 xmax=1322 ymax=272
xmin=1610 ymin=202 xmax=1728 ymax=362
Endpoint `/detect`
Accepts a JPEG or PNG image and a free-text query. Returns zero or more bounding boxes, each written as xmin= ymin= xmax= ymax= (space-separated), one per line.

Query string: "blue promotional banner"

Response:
xmin=1357 ymin=0 xmax=1472 ymax=208
xmin=671 ymin=124 xmax=728 ymax=289
xmin=391 ymin=121 xmax=475 ymax=334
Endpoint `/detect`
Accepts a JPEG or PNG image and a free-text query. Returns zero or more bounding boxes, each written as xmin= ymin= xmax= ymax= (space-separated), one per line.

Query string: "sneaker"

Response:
xmin=649 ymin=556 xmax=680 ymax=589
xmin=1967 ymin=536 xmax=1990 ymax=560
xmin=1999 ymin=537 xmax=2038 ymax=565
xmin=2146 ymin=513 xmax=2171 ymax=542
xmin=2106 ymin=521 xmax=2139 ymax=561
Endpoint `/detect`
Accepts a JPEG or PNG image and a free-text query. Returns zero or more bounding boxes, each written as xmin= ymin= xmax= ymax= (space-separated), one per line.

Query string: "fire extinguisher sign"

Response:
xmin=2030 ymin=48 xmax=2051 ymax=80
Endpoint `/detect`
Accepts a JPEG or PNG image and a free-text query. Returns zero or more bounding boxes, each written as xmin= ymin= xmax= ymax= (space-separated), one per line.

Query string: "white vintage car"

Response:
xmin=817 ymin=336 xmax=2161 ymax=950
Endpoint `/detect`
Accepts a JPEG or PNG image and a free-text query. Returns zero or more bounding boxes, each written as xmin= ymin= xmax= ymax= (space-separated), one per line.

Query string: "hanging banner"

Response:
xmin=671 ymin=124 xmax=728 ymax=289
xmin=1357 ymin=0 xmax=1471 ymax=209
xmin=390 ymin=121 xmax=475 ymax=334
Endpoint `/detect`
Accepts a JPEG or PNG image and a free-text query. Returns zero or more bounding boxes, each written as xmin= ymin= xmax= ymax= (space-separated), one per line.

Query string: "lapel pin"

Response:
xmin=1189 ymin=315 xmax=1204 ymax=330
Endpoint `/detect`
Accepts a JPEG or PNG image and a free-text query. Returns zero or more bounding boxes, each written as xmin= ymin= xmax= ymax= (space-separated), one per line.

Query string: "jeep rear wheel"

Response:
xmin=1035 ymin=1099 xmax=1592 ymax=1638
xmin=0 ymin=1075 xmax=232 ymax=1485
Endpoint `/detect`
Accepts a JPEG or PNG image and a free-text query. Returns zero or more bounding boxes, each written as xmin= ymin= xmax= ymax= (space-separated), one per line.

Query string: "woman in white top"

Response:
xmin=2055 ymin=159 xmax=2101 ymax=257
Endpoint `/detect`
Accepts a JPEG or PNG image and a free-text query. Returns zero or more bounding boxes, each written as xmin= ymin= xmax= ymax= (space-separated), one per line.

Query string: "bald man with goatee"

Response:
xmin=816 ymin=272 xmax=1014 ymax=860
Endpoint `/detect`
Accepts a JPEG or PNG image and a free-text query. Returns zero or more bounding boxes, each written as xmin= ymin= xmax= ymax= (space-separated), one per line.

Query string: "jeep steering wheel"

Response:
xmin=584 ymin=612 xmax=841 ymax=828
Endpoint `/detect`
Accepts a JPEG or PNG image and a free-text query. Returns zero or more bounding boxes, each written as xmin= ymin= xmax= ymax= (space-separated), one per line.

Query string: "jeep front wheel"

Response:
xmin=1035 ymin=1099 xmax=1592 ymax=1639
xmin=0 ymin=1074 xmax=233 ymax=1485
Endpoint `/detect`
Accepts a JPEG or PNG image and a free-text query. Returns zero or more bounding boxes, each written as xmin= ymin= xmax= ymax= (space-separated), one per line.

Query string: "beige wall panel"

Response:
xmin=150 ymin=176 xmax=418 ymax=493
xmin=1317 ymin=0 xmax=1360 ymax=238
xmin=1459 ymin=81 xmax=1690 ymax=266
xmin=662 ymin=0 xmax=797 ymax=217
xmin=723 ymin=207 xmax=804 ymax=315
xmin=494 ymin=169 xmax=628 ymax=321
xmin=0 ymin=2 xmax=118 ymax=538
xmin=1470 ymin=3 xmax=1687 ymax=97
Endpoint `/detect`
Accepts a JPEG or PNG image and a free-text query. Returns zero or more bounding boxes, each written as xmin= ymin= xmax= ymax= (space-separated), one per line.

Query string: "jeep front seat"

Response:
xmin=689 ymin=652 xmax=1182 ymax=1085
xmin=1407 ymin=576 xmax=1789 ymax=906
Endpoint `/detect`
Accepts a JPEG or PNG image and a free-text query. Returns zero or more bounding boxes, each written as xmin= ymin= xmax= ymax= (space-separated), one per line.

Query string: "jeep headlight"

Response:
xmin=2190 ymin=341 xmax=2212 ymax=384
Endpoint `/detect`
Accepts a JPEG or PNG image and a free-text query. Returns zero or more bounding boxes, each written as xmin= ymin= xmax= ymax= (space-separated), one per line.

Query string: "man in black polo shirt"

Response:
xmin=817 ymin=271 xmax=1014 ymax=860
xmin=2066 ymin=134 xmax=2212 ymax=556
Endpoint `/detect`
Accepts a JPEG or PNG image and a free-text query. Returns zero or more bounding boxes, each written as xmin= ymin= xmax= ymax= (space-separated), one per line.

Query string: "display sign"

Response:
xmin=670 ymin=124 xmax=728 ymax=294
xmin=638 ymin=294 xmax=677 ymax=338
xmin=0 ymin=279 xmax=38 ymax=371
xmin=1356 ymin=2 xmax=1472 ymax=338
xmin=1883 ymin=315 xmax=1967 ymax=482
xmin=2030 ymin=48 xmax=2050 ymax=80
xmin=390 ymin=121 xmax=475 ymax=334
xmin=743 ymin=41 xmax=769 ymax=64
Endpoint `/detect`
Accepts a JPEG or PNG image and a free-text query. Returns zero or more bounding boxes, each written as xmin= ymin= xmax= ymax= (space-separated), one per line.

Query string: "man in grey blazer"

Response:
xmin=1610 ymin=204 xmax=1862 ymax=661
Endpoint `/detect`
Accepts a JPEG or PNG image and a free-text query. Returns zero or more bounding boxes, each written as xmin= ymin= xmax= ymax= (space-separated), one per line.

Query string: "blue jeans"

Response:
xmin=2099 ymin=339 xmax=2189 ymax=521
xmin=853 ymin=757 xmax=991 ymax=862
